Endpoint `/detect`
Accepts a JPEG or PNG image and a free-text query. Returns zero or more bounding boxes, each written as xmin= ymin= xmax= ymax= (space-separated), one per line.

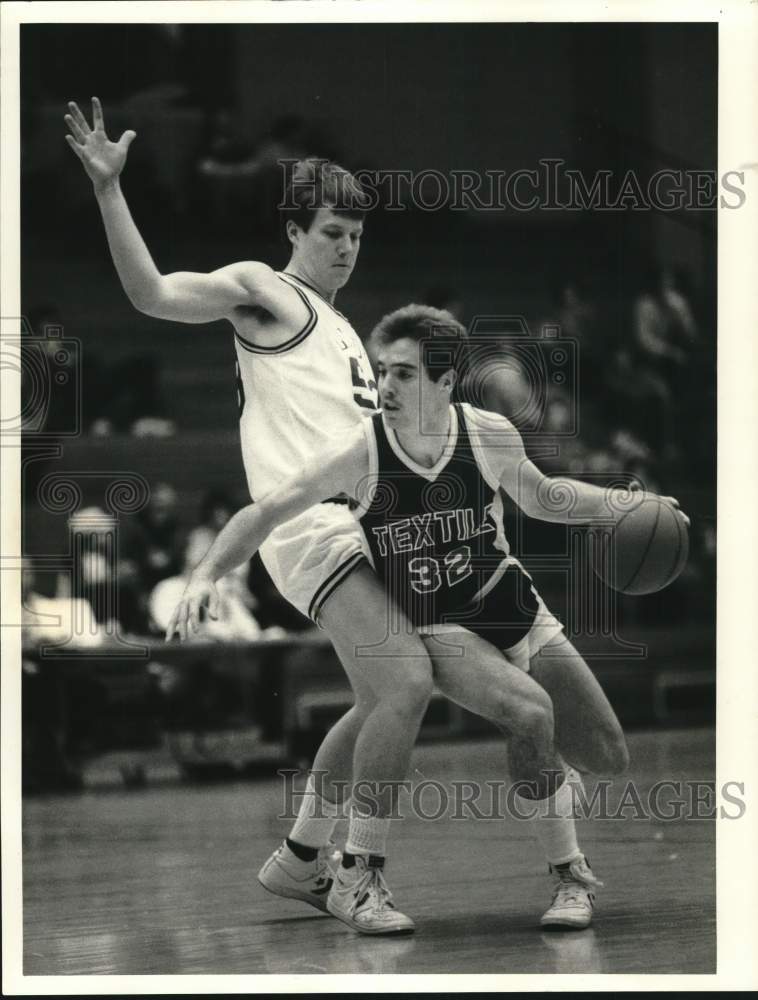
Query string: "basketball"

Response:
xmin=593 ymin=496 xmax=689 ymax=595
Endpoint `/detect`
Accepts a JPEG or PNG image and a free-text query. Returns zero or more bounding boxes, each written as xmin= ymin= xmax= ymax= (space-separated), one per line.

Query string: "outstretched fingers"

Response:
xmin=67 ymin=101 xmax=91 ymax=136
xmin=165 ymin=601 xmax=189 ymax=643
xmin=64 ymin=113 xmax=88 ymax=145
xmin=91 ymin=96 xmax=105 ymax=132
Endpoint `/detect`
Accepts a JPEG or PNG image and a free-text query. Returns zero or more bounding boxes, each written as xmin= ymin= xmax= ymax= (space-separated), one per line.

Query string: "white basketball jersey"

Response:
xmin=234 ymin=272 xmax=378 ymax=499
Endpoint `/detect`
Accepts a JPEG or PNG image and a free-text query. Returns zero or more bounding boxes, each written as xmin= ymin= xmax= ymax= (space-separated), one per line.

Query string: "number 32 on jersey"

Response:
xmin=409 ymin=545 xmax=473 ymax=594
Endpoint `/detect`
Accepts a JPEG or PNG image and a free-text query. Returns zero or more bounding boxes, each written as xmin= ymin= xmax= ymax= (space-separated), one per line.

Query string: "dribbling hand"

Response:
xmin=64 ymin=97 xmax=136 ymax=192
xmin=661 ymin=496 xmax=690 ymax=529
xmin=165 ymin=576 xmax=221 ymax=643
xmin=629 ymin=479 xmax=691 ymax=529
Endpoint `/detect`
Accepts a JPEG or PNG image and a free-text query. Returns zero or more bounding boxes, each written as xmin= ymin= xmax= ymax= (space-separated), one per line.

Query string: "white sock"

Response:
xmin=514 ymin=768 xmax=583 ymax=867
xmin=288 ymin=774 xmax=347 ymax=849
xmin=344 ymin=807 xmax=391 ymax=859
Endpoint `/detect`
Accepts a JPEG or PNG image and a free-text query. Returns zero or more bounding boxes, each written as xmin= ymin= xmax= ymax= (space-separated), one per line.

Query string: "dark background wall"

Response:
xmin=19 ymin=21 xmax=716 ymax=608
xmin=17 ymin=21 xmax=718 ymax=782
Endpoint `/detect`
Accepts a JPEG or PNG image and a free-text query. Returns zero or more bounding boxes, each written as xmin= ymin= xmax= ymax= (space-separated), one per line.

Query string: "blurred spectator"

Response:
xmin=130 ymin=483 xmax=185 ymax=593
xmin=196 ymin=108 xmax=259 ymax=226
xmin=633 ymin=260 xmax=698 ymax=379
xmin=549 ymin=277 xmax=599 ymax=344
xmin=185 ymin=490 xmax=239 ymax=568
xmin=196 ymin=111 xmax=313 ymax=233
xmin=253 ymin=114 xmax=315 ymax=172
xmin=149 ymin=537 xmax=263 ymax=642
xmin=546 ymin=277 xmax=608 ymax=407
xmin=604 ymin=343 xmax=671 ymax=460
xmin=22 ymin=557 xmax=102 ymax=649
xmin=182 ymin=488 xmax=300 ymax=636
xmin=252 ymin=114 xmax=345 ymax=216
xmin=661 ymin=266 xmax=698 ymax=342
xmin=595 ymin=261 xmax=701 ymax=465
xmin=67 ymin=506 xmax=148 ymax=637
xmin=185 ymin=489 xmax=258 ymax=609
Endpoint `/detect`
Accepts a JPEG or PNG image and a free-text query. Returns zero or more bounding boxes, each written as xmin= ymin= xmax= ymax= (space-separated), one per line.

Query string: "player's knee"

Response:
xmin=507 ymin=690 xmax=555 ymax=745
xmin=387 ymin=668 xmax=433 ymax=717
xmin=343 ymin=699 xmax=375 ymax=727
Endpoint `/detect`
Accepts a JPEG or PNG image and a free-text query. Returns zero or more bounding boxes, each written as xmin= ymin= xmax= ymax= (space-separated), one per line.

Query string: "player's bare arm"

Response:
xmin=484 ymin=415 xmax=691 ymax=527
xmin=64 ymin=97 xmax=307 ymax=332
xmin=165 ymin=426 xmax=371 ymax=641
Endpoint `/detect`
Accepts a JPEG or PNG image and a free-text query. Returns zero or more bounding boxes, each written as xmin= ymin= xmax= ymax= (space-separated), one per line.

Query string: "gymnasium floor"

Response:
xmin=22 ymin=727 xmax=715 ymax=977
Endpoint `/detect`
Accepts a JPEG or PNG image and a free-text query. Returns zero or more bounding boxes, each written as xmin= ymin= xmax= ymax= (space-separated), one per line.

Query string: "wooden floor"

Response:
xmin=22 ymin=728 xmax=715 ymax=976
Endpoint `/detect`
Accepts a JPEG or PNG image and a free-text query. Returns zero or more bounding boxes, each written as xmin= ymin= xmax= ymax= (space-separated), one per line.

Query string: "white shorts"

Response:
xmin=259 ymin=502 xmax=370 ymax=622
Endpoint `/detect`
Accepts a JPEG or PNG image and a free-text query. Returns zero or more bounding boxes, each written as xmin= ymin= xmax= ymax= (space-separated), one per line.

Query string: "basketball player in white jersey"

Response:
xmin=167 ymin=304 xmax=690 ymax=931
xmin=66 ymin=98 xmax=436 ymax=934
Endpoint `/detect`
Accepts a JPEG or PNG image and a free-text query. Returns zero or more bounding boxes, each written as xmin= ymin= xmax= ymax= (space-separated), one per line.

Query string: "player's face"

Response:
xmin=376 ymin=338 xmax=450 ymax=433
xmin=292 ymin=208 xmax=363 ymax=292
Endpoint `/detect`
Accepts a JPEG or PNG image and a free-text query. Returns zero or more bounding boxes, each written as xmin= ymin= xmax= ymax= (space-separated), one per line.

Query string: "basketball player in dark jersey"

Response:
xmin=168 ymin=304 xmax=690 ymax=930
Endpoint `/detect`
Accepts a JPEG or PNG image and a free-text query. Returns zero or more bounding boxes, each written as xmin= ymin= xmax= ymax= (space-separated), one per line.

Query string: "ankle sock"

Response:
xmin=288 ymin=773 xmax=345 ymax=849
xmin=285 ymin=837 xmax=319 ymax=862
xmin=344 ymin=808 xmax=391 ymax=858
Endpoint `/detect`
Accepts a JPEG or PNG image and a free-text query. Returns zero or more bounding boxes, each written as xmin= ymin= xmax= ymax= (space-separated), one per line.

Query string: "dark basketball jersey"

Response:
xmin=355 ymin=403 xmax=539 ymax=637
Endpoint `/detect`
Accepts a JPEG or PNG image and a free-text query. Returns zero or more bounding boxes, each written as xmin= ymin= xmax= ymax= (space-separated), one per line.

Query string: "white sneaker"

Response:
xmin=326 ymin=855 xmax=415 ymax=936
xmin=540 ymin=855 xmax=603 ymax=929
xmin=257 ymin=840 xmax=341 ymax=913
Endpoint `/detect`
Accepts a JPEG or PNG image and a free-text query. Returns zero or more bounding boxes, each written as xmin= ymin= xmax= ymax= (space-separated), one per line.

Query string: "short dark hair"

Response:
xmin=281 ymin=158 xmax=369 ymax=236
xmin=369 ymin=304 xmax=468 ymax=383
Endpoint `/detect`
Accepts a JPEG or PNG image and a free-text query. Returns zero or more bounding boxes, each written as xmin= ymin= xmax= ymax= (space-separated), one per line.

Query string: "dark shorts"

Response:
xmin=419 ymin=562 xmax=565 ymax=666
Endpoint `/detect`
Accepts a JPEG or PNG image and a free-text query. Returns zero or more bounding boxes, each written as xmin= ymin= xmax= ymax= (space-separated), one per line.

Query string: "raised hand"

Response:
xmin=64 ymin=97 xmax=136 ymax=192
xmin=165 ymin=575 xmax=221 ymax=643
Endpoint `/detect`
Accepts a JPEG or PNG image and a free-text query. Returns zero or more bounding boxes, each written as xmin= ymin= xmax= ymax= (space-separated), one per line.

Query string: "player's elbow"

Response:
xmin=523 ymin=476 xmax=579 ymax=524
xmin=131 ymin=297 xmax=164 ymax=320
xmin=513 ymin=490 xmax=558 ymax=524
xmin=518 ymin=494 xmax=551 ymax=522
xmin=256 ymin=494 xmax=291 ymax=541
xmin=127 ymin=278 xmax=171 ymax=319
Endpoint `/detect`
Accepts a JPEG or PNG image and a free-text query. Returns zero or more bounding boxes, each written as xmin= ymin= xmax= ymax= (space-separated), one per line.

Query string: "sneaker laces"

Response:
xmin=550 ymin=856 xmax=603 ymax=907
xmin=313 ymin=841 xmax=340 ymax=887
xmin=347 ymin=859 xmax=395 ymax=916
